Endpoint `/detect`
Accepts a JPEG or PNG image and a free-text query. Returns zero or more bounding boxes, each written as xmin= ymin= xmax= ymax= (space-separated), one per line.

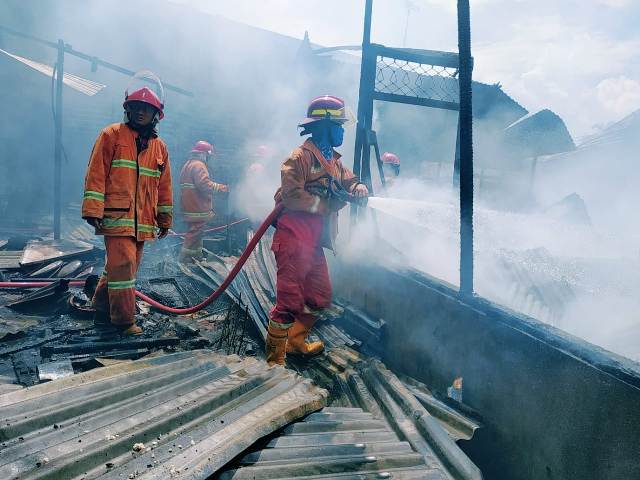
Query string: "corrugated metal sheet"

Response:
xmin=401 ymin=378 xmax=479 ymax=443
xmin=20 ymin=239 xmax=94 ymax=267
xmin=0 ymin=350 xmax=328 ymax=480
xmin=219 ymin=407 xmax=445 ymax=479
xmin=0 ymin=48 xmax=107 ymax=96
xmin=0 ymin=251 xmax=23 ymax=270
xmin=185 ymin=234 xmax=482 ymax=479
xmin=62 ymin=215 xmax=101 ymax=245
xmin=299 ymin=349 xmax=482 ymax=480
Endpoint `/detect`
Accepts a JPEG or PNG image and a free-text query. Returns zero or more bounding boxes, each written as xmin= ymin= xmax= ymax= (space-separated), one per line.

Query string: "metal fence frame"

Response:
xmin=352 ymin=0 xmax=474 ymax=295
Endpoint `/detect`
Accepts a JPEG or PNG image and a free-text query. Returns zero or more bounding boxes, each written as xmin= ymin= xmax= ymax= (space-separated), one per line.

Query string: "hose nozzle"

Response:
xmin=328 ymin=178 xmax=368 ymax=206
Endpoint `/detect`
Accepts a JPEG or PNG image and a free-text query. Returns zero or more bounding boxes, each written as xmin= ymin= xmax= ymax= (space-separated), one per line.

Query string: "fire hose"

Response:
xmin=136 ymin=204 xmax=282 ymax=314
xmin=0 ymin=205 xmax=282 ymax=315
xmin=0 ymin=181 xmax=366 ymax=315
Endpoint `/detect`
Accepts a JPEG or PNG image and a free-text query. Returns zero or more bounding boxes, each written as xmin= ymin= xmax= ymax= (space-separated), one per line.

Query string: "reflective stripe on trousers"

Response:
xmin=92 ymin=236 xmax=145 ymax=326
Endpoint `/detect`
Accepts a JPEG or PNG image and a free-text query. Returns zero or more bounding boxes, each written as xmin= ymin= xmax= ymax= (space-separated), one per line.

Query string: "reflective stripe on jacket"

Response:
xmin=81 ymin=123 xmax=173 ymax=240
xmin=179 ymin=158 xmax=225 ymax=223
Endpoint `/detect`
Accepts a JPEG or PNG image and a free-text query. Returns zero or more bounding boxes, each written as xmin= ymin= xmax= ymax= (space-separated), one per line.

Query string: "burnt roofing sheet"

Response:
xmin=0 ymin=350 xmax=327 ymax=480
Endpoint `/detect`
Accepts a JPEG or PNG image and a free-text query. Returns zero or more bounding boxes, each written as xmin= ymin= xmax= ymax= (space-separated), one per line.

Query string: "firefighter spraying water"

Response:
xmin=265 ymin=95 xmax=369 ymax=365
xmin=2 ymin=88 xmax=418 ymax=352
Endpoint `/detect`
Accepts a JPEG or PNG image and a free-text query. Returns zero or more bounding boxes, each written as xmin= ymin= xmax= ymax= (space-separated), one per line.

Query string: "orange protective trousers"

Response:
xmin=180 ymin=221 xmax=206 ymax=259
xmin=92 ymin=236 xmax=144 ymax=326
xmin=269 ymin=212 xmax=332 ymax=330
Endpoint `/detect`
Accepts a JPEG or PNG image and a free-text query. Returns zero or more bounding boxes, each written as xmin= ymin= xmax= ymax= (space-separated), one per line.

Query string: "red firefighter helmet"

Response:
xmin=123 ymin=87 xmax=164 ymax=120
xmin=299 ymin=95 xmax=350 ymax=126
xmin=191 ymin=140 xmax=214 ymax=155
xmin=381 ymin=152 xmax=400 ymax=165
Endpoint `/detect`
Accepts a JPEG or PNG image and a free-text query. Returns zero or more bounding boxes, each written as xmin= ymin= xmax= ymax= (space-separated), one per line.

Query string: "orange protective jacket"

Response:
xmin=274 ymin=139 xmax=360 ymax=249
xmin=179 ymin=158 xmax=226 ymax=223
xmin=81 ymin=123 xmax=173 ymax=241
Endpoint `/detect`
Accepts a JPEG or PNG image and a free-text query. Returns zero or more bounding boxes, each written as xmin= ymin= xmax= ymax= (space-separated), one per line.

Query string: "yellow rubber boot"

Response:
xmin=286 ymin=320 xmax=324 ymax=356
xmin=265 ymin=324 xmax=288 ymax=366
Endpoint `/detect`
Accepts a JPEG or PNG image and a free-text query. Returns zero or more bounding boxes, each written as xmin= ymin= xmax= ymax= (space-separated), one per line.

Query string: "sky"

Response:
xmin=172 ymin=0 xmax=640 ymax=141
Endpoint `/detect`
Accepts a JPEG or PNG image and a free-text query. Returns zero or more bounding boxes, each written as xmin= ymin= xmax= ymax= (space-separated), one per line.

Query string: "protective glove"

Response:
xmin=85 ymin=217 xmax=103 ymax=229
xmin=351 ymin=183 xmax=369 ymax=198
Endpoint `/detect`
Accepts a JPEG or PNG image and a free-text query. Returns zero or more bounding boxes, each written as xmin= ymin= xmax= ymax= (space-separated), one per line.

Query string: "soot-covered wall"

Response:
xmin=330 ymin=258 xmax=640 ymax=480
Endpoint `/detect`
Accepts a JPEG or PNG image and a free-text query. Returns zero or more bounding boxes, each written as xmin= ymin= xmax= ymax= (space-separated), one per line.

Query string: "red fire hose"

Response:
xmin=0 ymin=281 xmax=86 ymax=288
xmin=0 ymin=205 xmax=282 ymax=315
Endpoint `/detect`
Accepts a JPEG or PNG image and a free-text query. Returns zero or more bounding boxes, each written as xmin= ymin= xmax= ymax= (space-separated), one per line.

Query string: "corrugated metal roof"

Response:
xmin=298 ymin=349 xmax=482 ymax=480
xmin=219 ymin=406 xmax=444 ymax=479
xmin=0 ymin=48 xmax=107 ymax=96
xmin=503 ymin=109 xmax=575 ymax=157
xmin=0 ymin=350 xmax=328 ymax=480
xmin=185 ymin=234 xmax=482 ymax=479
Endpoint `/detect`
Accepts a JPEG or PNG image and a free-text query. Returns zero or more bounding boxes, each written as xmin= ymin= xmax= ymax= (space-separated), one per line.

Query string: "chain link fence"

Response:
xmin=375 ymin=55 xmax=459 ymax=104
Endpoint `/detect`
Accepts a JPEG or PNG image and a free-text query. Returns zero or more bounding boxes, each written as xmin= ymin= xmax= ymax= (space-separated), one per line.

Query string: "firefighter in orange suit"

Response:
xmin=266 ymin=95 xmax=369 ymax=365
xmin=178 ymin=141 xmax=229 ymax=262
xmin=82 ymin=87 xmax=173 ymax=335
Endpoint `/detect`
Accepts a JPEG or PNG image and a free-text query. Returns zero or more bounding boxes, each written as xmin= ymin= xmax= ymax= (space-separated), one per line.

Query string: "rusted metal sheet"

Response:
xmin=0 ymin=350 xmax=328 ymax=480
